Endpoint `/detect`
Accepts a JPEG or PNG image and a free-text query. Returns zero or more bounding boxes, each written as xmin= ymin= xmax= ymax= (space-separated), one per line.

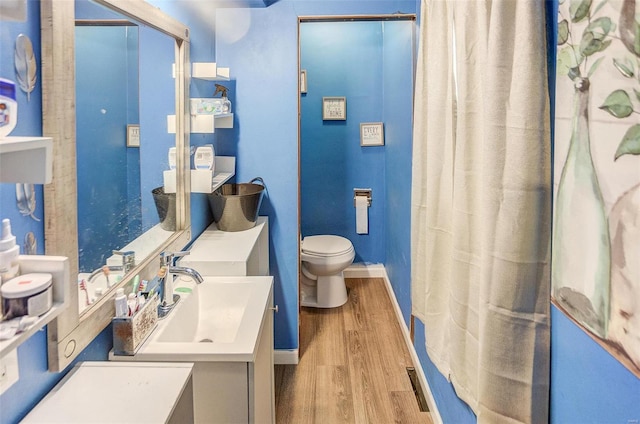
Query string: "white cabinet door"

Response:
xmin=193 ymin=362 xmax=248 ymax=423
xmin=248 ymin=290 xmax=275 ymax=423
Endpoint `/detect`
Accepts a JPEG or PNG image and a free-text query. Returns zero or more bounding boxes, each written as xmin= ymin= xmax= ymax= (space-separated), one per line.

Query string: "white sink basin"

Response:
xmin=131 ymin=275 xmax=273 ymax=362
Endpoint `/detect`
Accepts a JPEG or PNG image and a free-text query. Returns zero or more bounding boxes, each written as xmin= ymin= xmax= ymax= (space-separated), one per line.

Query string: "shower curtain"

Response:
xmin=411 ymin=1 xmax=551 ymax=423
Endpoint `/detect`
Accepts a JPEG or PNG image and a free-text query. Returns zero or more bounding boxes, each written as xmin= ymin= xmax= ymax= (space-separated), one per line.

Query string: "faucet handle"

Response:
xmin=159 ymin=250 xmax=191 ymax=267
xmin=159 ymin=251 xmax=174 ymax=267
xmin=173 ymin=250 xmax=191 ymax=259
xmin=113 ymin=250 xmax=135 ymax=269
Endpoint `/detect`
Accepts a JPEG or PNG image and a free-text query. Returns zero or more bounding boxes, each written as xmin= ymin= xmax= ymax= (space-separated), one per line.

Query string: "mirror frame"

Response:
xmin=41 ymin=0 xmax=191 ymax=371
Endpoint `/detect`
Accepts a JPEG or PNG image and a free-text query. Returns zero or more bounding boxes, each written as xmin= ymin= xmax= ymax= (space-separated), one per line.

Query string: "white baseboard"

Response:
xmin=374 ymin=266 xmax=443 ymax=424
xmin=274 ymin=349 xmax=299 ymax=365
xmin=344 ymin=263 xmax=387 ymax=278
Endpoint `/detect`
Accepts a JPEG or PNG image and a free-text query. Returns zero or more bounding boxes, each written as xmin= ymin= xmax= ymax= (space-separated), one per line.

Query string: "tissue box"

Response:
xmin=190 ymin=98 xmax=226 ymax=115
xmin=112 ymin=294 xmax=159 ymax=356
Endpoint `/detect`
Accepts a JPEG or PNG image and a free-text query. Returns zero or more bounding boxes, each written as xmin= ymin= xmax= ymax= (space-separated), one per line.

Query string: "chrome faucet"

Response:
xmin=113 ymin=250 xmax=136 ymax=273
xmin=87 ymin=251 xmax=135 ymax=285
xmin=157 ymin=250 xmax=204 ymax=318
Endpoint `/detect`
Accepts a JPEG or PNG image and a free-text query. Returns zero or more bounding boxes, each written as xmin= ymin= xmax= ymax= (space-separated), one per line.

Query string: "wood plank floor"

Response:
xmin=275 ymin=278 xmax=434 ymax=424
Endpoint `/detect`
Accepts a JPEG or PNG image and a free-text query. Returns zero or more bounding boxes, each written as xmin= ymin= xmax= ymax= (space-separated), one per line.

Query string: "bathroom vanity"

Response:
xmin=110 ymin=276 xmax=275 ymax=424
xmin=21 ymin=362 xmax=194 ymax=423
xmin=178 ymin=216 xmax=269 ymax=276
xmin=108 ymin=216 xmax=274 ymax=423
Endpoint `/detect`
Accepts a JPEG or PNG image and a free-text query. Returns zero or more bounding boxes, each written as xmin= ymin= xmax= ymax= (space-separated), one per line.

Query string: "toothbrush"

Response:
xmin=79 ymin=279 xmax=90 ymax=306
xmin=149 ymin=267 xmax=168 ymax=297
xmin=102 ymin=265 xmax=111 ymax=287
xmin=132 ymin=275 xmax=140 ymax=294
xmin=137 ymin=278 xmax=146 ymax=293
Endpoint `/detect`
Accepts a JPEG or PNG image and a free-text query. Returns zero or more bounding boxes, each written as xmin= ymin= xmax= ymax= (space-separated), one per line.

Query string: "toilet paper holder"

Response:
xmin=353 ymin=188 xmax=372 ymax=207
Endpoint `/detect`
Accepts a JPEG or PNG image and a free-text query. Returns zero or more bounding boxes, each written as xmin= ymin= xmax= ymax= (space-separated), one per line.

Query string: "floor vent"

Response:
xmin=406 ymin=367 xmax=430 ymax=412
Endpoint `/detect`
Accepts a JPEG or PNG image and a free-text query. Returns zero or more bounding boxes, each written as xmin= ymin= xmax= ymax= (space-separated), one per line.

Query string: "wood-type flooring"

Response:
xmin=275 ymin=277 xmax=434 ymax=424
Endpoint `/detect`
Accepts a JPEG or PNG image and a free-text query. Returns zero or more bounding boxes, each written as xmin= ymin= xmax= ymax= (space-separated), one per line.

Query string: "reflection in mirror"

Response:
xmin=43 ymin=0 xmax=190 ymax=372
xmin=74 ymin=1 xmax=176 ymax=314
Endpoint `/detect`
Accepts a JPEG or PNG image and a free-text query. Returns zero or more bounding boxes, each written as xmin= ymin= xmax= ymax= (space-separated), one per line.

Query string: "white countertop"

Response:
xmin=178 ymin=216 xmax=268 ymax=276
xmin=21 ymin=362 xmax=193 ymax=423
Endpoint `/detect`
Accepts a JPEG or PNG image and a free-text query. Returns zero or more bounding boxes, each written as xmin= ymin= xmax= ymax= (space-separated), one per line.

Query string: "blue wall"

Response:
xmin=76 ymin=25 xmax=140 ymax=272
xmin=301 ymin=21 xmax=392 ymax=264
xmin=550 ymin=306 xmax=640 ymax=422
xmin=0 ymin=3 xmax=54 ymax=422
xmin=75 ymin=0 xmax=174 ymax=255
xmin=215 ymin=0 xmax=417 ymax=353
xmin=300 ymin=20 xmax=414 ymax=268
xmin=138 ymin=25 xmax=176 ymax=231
xmin=0 ymin=0 xmax=45 ymax=258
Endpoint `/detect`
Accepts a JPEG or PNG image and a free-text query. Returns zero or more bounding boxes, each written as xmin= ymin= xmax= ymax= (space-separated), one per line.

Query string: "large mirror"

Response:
xmin=74 ymin=2 xmax=177 ymax=315
xmin=41 ymin=0 xmax=191 ymax=371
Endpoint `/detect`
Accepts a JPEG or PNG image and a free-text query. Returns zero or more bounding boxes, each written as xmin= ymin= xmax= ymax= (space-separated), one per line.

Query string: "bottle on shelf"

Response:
xmin=214 ymin=84 xmax=231 ymax=115
xmin=0 ymin=218 xmax=20 ymax=281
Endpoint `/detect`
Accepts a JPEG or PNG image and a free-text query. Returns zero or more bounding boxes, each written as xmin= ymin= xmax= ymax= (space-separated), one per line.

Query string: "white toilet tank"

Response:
xmin=178 ymin=217 xmax=269 ymax=276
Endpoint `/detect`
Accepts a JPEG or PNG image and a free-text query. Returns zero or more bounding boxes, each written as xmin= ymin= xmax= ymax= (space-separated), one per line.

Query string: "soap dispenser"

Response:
xmin=213 ymin=84 xmax=231 ymax=115
xmin=0 ymin=218 xmax=20 ymax=281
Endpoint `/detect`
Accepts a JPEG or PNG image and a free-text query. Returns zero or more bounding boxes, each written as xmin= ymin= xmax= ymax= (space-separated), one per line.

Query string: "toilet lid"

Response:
xmin=302 ymin=235 xmax=353 ymax=256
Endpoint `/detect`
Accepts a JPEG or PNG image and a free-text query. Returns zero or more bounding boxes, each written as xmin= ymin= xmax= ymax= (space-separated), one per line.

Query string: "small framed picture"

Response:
xmin=127 ymin=124 xmax=140 ymax=147
xmin=322 ymin=96 xmax=346 ymax=120
xmin=360 ymin=122 xmax=384 ymax=146
xmin=300 ymin=70 xmax=308 ymax=94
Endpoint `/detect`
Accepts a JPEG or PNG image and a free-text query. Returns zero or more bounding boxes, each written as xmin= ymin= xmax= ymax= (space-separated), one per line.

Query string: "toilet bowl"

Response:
xmin=300 ymin=235 xmax=355 ymax=308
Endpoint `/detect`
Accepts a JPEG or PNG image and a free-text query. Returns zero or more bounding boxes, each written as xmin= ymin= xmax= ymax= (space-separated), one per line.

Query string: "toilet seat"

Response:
xmin=302 ymin=235 xmax=353 ymax=257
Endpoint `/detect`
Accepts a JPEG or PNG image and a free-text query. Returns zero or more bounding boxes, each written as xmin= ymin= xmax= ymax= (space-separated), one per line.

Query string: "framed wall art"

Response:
xmin=322 ymin=96 xmax=346 ymax=120
xmin=360 ymin=122 xmax=384 ymax=146
xmin=127 ymin=124 xmax=140 ymax=147
xmin=553 ymin=0 xmax=640 ymax=377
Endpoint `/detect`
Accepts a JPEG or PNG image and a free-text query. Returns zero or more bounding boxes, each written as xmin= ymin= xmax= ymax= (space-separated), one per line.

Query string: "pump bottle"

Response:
xmin=213 ymin=84 xmax=232 ymax=115
xmin=0 ymin=218 xmax=20 ymax=281
xmin=114 ymin=288 xmax=128 ymax=318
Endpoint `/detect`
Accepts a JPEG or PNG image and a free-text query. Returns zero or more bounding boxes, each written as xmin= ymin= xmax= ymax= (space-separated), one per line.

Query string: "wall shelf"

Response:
xmin=214 ymin=114 xmax=233 ymax=129
xmin=167 ymin=113 xmax=234 ymax=134
xmin=192 ymin=62 xmax=230 ymax=81
xmin=163 ymin=156 xmax=235 ymax=194
xmin=0 ymin=137 xmax=53 ymax=184
xmin=173 ymin=62 xmax=230 ymax=81
xmin=0 ymin=255 xmax=70 ymax=358
xmin=168 ymin=62 xmax=234 ymax=133
xmin=191 ymin=156 xmax=236 ymax=193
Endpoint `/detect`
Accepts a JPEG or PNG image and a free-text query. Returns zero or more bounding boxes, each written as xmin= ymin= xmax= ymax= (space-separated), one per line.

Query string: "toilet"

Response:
xmin=300 ymin=235 xmax=355 ymax=308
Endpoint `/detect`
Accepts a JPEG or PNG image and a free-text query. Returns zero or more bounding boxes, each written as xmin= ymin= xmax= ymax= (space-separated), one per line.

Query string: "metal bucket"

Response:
xmin=151 ymin=187 xmax=176 ymax=231
xmin=208 ymin=177 xmax=265 ymax=232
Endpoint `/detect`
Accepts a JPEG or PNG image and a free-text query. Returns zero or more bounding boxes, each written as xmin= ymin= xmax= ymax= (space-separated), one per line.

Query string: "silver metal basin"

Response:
xmin=207 ymin=177 xmax=265 ymax=232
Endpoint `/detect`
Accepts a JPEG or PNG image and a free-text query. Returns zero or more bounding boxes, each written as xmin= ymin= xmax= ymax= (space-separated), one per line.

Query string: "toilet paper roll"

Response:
xmin=355 ymin=195 xmax=368 ymax=234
